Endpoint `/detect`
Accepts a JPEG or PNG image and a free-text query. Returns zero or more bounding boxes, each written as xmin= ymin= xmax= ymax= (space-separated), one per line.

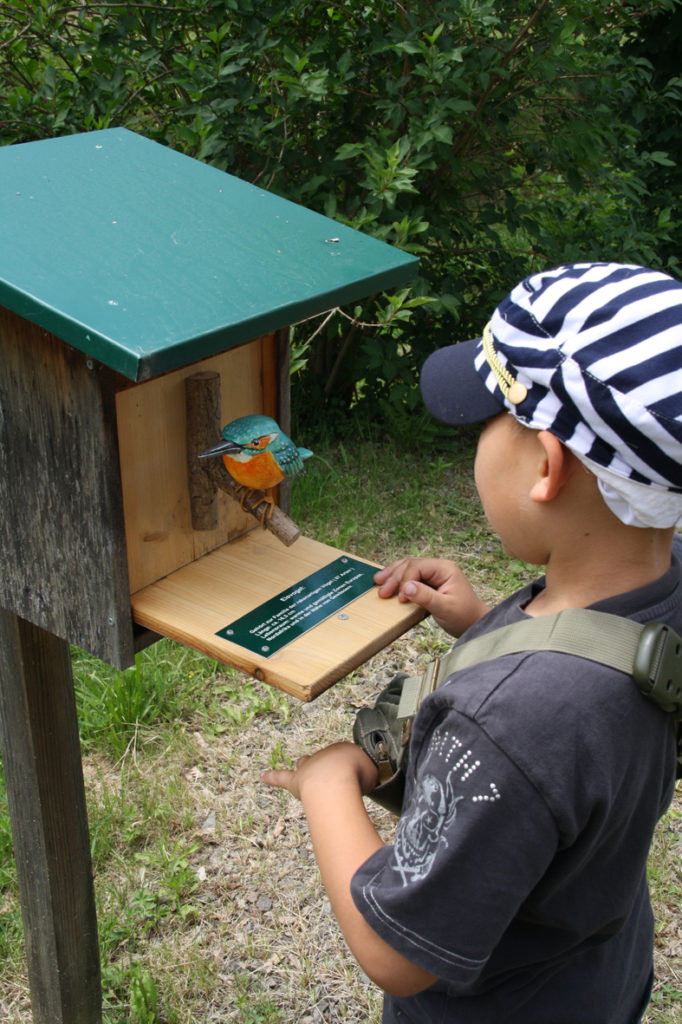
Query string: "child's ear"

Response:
xmin=529 ymin=431 xmax=570 ymax=502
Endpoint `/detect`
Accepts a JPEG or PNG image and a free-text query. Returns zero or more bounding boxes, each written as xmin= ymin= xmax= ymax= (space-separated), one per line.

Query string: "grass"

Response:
xmin=72 ymin=641 xmax=291 ymax=761
xmin=0 ymin=433 xmax=680 ymax=1022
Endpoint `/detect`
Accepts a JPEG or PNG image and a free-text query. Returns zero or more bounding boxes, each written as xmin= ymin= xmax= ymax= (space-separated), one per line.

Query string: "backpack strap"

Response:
xmin=397 ymin=608 xmax=682 ymax=722
xmin=353 ymin=608 xmax=682 ymax=813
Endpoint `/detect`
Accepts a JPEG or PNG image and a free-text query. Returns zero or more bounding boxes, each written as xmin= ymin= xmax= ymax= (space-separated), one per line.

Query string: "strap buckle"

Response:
xmin=396 ymin=658 xmax=441 ymax=721
xmin=633 ymin=622 xmax=682 ymax=718
xmin=375 ymin=741 xmax=396 ymax=783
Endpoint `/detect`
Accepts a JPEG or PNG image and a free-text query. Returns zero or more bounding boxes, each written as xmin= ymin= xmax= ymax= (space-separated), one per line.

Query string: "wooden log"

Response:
xmin=185 ymin=372 xmax=301 ymax=547
xmin=185 ymin=371 xmax=221 ymax=531
xmin=0 ymin=609 xmax=101 ymax=1024
xmin=275 ymin=327 xmax=292 ymax=515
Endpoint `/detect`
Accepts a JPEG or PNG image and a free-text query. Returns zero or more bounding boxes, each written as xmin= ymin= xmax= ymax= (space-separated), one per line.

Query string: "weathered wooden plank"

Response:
xmin=0 ymin=609 xmax=101 ymax=1024
xmin=0 ymin=306 xmax=134 ymax=668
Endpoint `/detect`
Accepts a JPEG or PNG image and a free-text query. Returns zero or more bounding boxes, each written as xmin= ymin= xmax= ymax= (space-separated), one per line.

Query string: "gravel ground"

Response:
xmin=180 ymin=619 xmax=682 ymax=1023
xmin=182 ymin=631 xmax=426 ymax=1023
xmin=0 ymin=630 xmax=423 ymax=1024
xmin=1 ymin=619 xmax=680 ymax=1022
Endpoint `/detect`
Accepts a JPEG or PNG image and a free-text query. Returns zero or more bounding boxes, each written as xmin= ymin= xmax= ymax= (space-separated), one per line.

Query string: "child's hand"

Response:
xmin=374 ymin=557 xmax=490 ymax=636
xmin=261 ymin=742 xmax=379 ymax=802
xmin=262 ymin=743 xmax=438 ymax=997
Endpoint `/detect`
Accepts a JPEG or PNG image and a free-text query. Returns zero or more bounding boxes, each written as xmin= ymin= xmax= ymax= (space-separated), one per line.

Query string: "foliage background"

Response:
xmin=2 ymin=0 xmax=682 ymax=433
xmin=1 ymin=5 xmax=681 ymax=1020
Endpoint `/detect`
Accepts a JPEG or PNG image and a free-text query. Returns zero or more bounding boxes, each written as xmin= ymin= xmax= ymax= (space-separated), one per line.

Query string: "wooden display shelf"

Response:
xmin=130 ymin=531 xmax=426 ymax=701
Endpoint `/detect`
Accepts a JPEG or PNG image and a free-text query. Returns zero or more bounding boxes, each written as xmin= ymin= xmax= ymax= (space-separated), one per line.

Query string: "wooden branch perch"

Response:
xmin=185 ymin=371 xmax=301 ymax=546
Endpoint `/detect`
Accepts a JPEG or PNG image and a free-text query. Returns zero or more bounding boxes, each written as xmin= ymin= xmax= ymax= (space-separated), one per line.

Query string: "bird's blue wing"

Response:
xmin=273 ymin=443 xmax=313 ymax=478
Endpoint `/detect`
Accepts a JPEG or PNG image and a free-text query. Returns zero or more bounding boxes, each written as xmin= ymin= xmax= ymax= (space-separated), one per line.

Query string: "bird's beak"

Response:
xmin=198 ymin=438 xmax=243 ymax=458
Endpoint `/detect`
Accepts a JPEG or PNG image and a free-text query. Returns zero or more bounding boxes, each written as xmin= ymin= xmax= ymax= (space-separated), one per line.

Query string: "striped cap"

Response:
xmin=421 ymin=263 xmax=682 ymax=498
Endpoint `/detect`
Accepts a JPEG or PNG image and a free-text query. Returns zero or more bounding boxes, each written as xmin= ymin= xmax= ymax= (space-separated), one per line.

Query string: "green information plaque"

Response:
xmin=217 ymin=556 xmax=377 ymax=656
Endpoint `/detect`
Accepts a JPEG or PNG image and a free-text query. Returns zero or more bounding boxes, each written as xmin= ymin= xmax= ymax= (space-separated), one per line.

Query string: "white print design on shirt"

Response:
xmin=393 ymin=728 xmax=501 ymax=886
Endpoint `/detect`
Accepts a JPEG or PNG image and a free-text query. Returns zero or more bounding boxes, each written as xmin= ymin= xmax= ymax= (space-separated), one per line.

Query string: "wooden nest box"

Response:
xmin=0 ymin=128 xmax=424 ymax=701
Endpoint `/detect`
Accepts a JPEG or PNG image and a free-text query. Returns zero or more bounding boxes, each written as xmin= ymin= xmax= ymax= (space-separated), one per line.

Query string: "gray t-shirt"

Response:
xmin=352 ymin=539 xmax=681 ymax=1024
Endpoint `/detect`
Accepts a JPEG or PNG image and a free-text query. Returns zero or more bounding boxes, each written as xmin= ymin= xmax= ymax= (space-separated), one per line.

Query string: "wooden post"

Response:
xmin=0 ymin=609 xmax=101 ymax=1024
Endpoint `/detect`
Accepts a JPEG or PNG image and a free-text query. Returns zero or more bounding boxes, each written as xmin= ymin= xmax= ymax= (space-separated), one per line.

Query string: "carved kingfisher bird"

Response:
xmin=199 ymin=414 xmax=313 ymax=519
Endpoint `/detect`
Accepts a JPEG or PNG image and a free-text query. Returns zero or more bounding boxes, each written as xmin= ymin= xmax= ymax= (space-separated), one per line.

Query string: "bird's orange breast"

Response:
xmin=221 ymin=450 xmax=284 ymax=490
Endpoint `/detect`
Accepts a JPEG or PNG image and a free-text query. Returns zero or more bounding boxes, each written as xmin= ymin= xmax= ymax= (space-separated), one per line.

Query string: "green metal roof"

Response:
xmin=0 ymin=128 xmax=418 ymax=381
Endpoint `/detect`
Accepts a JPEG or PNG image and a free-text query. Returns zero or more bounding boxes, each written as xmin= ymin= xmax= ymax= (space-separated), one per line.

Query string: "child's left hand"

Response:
xmin=261 ymin=742 xmax=379 ymax=802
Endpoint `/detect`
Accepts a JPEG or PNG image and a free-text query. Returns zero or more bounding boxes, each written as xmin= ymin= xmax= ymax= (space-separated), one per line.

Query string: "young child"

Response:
xmin=261 ymin=262 xmax=682 ymax=1023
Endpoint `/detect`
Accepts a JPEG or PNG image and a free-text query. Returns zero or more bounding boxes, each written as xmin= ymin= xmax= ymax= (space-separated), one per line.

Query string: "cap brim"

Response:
xmin=420 ymin=339 xmax=504 ymax=425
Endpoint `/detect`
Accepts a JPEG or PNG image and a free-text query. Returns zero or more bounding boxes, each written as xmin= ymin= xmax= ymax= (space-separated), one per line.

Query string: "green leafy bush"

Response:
xmin=1 ymin=0 xmax=680 ymax=433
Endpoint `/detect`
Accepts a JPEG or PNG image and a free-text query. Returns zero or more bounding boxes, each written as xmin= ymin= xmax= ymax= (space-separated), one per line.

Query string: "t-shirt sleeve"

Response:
xmin=351 ymin=705 xmax=559 ymax=989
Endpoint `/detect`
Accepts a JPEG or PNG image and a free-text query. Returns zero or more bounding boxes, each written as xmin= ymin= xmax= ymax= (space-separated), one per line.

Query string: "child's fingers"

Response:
xmin=373 ymin=559 xmax=410 ymax=596
xmin=374 ymin=558 xmax=436 ymax=598
xmin=399 ymin=580 xmax=457 ymax=625
xmin=261 ymin=767 xmax=296 ymax=791
xmin=261 ymin=754 xmax=311 ymax=797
